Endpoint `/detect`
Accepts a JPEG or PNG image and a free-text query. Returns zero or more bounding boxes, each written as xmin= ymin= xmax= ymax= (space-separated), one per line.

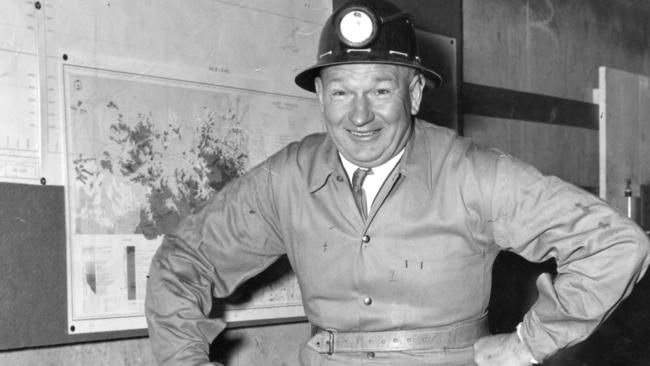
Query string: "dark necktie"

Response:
xmin=352 ymin=167 xmax=372 ymax=219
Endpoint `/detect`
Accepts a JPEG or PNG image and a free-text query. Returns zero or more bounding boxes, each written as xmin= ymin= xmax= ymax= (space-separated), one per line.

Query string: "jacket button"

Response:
xmin=363 ymin=297 xmax=372 ymax=305
xmin=336 ymin=175 xmax=345 ymax=182
xmin=362 ymin=235 xmax=370 ymax=243
xmin=366 ymin=351 xmax=375 ymax=359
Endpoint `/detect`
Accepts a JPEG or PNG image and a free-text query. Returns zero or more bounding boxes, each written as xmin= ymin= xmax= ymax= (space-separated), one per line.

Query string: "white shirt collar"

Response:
xmin=338 ymin=149 xmax=404 ymax=211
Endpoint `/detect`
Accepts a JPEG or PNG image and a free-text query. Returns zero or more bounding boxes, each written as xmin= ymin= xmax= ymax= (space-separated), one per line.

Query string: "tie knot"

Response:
xmin=352 ymin=167 xmax=372 ymax=190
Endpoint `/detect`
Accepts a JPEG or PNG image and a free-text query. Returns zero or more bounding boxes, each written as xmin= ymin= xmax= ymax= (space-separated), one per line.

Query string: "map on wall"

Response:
xmin=53 ymin=0 xmax=331 ymax=334
xmin=64 ymin=66 xmax=323 ymax=332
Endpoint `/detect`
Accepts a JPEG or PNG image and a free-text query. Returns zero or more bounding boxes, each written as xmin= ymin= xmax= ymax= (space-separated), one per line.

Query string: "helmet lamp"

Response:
xmin=337 ymin=8 xmax=378 ymax=47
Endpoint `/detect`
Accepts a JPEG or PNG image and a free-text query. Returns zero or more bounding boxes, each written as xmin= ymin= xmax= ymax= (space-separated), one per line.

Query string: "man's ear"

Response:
xmin=409 ymin=73 xmax=425 ymax=115
xmin=314 ymin=77 xmax=325 ymax=112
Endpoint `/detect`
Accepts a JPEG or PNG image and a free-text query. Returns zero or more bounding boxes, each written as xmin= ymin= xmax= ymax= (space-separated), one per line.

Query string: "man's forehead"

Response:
xmin=320 ymin=63 xmax=413 ymax=81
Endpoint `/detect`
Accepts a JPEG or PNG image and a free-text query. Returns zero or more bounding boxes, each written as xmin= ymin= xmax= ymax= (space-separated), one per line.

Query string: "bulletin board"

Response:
xmin=0 ymin=182 xmax=149 ymax=350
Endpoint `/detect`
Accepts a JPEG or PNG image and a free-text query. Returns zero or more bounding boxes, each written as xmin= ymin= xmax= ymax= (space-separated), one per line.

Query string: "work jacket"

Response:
xmin=146 ymin=119 xmax=650 ymax=365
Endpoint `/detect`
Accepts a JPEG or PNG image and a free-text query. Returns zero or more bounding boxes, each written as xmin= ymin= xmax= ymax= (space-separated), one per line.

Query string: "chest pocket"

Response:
xmin=382 ymin=251 xmax=489 ymax=318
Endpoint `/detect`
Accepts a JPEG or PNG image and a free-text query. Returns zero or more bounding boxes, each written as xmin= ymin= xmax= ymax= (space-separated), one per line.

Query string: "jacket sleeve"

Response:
xmin=489 ymin=154 xmax=650 ymax=362
xmin=145 ymin=160 xmax=286 ymax=365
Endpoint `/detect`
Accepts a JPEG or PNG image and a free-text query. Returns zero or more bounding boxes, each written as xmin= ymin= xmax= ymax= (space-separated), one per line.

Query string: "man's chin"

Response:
xmin=346 ymin=153 xmax=387 ymax=168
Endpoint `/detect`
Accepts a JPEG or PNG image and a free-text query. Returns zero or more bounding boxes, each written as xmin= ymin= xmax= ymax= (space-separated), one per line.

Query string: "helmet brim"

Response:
xmin=294 ymin=60 xmax=443 ymax=93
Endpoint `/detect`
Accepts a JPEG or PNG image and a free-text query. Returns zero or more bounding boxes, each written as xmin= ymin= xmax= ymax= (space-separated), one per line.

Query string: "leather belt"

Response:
xmin=307 ymin=316 xmax=489 ymax=354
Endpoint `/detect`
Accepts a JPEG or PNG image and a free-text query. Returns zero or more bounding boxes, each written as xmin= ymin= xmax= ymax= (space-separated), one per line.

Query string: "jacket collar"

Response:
xmin=307 ymin=134 xmax=343 ymax=193
xmin=398 ymin=119 xmax=435 ymax=196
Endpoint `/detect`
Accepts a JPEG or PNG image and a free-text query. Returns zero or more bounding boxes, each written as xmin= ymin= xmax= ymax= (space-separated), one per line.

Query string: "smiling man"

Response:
xmin=145 ymin=1 xmax=650 ymax=365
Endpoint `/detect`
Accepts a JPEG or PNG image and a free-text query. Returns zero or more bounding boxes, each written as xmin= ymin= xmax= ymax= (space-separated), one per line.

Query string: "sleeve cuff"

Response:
xmin=516 ymin=323 xmax=540 ymax=364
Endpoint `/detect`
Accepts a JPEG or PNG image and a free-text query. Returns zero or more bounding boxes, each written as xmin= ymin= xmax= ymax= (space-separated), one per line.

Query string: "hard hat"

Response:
xmin=294 ymin=0 xmax=443 ymax=92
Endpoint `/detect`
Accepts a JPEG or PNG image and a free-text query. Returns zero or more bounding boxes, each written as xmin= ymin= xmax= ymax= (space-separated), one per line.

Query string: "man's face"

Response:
xmin=315 ymin=64 xmax=424 ymax=168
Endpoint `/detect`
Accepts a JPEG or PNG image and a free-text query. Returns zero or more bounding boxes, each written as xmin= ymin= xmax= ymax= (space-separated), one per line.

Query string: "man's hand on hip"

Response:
xmin=473 ymin=332 xmax=536 ymax=366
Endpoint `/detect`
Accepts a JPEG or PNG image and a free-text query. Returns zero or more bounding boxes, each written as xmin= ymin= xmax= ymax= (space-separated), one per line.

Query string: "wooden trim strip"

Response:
xmin=461 ymin=82 xmax=599 ymax=130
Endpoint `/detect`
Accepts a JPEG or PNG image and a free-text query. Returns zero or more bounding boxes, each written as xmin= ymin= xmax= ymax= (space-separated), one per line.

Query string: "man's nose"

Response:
xmin=348 ymin=95 xmax=374 ymax=125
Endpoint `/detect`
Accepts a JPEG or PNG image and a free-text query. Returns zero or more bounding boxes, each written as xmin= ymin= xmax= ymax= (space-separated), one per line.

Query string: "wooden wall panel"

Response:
xmin=463 ymin=0 xmax=649 ymax=188
xmin=464 ymin=0 xmax=650 ymax=101
xmin=464 ymin=115 xmax=598 ymax=188
xmin=0 ymin=338 xmax=157 ymax=366
xmin=463 ymin=2 xmax=650 ymax=364
xmin=596 ymin=67 xmax=650 ymax=216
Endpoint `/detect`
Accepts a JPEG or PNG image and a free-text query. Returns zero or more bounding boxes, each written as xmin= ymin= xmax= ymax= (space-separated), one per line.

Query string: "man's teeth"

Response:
xmin=349 ymin=130 xmax=377 ymax=137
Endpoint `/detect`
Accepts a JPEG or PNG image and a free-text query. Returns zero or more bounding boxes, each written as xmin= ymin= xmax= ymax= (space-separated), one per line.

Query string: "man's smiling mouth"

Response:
xmin=347 ymin=129 xmax=381 ymax=138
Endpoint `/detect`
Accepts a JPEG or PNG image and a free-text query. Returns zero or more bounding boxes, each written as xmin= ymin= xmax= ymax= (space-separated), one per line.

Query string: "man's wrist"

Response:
xmin=516 ymin=323 xmax=540 ymax=364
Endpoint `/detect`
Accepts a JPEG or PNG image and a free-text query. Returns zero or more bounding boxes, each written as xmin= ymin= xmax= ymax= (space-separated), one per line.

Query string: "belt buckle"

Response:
xmin=326 ymin=330 xmax=334 ymax=355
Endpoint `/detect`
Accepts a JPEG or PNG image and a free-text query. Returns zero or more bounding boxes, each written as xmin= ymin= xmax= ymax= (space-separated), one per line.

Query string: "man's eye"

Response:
xmin=375 ymin=89 xmax=392 ymax=95
xmin=331 ymin=90 xmax=346 ymax=97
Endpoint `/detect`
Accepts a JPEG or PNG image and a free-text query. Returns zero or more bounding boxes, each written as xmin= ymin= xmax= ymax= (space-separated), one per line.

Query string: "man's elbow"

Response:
xmin=632 ymin=227 xmax=650 ymax=281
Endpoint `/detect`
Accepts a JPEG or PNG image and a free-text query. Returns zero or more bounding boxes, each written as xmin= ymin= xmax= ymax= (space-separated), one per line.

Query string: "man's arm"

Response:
xmin=145 ymin=161 xmax=286 ymax=365
xmin=145 ymin=235 xmax=228 ymax=366
xmin=476 ymin=154 xmax=650 ymax=364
